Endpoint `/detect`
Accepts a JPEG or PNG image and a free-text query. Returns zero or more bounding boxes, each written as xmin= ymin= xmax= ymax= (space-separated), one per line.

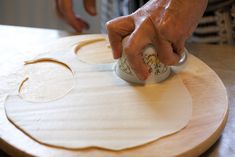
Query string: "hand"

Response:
xmin=106 ymin=0 xmax=208 ymax=80
xmin=55 ymin=0 xmax=96 ymax=32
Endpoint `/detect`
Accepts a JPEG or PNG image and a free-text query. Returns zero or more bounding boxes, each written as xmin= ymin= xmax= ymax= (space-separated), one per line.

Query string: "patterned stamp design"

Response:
xmin=119 ymin=53 xmax=168 ymax=76
xmin=118 ymin=56 xmax=132 ymax=75
xmin=143 ymin=54 xmax=168 ymax=75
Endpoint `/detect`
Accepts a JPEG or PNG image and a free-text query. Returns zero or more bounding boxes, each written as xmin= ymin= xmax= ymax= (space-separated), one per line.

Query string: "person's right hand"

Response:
xmin=106 ymin=0 xmax=208 ymax=80
xmin=55 ymin=0 xmax=96 ymax=33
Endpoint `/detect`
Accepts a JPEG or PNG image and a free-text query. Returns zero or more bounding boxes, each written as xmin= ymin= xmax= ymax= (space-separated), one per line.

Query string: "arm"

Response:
xmin=106 ymin=0 xmax=208 ymax=80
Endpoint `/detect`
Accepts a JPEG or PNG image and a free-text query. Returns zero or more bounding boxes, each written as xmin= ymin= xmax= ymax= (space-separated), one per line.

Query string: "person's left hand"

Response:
xmin=55 ymin=0 xmax=96 ymax=32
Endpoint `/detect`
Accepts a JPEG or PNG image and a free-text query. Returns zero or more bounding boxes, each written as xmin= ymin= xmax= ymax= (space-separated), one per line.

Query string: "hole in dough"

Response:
xmin=19 ymin=58 xmax=74 ymax=103
xmin=74 ymin=38 xmax=115 ymax=64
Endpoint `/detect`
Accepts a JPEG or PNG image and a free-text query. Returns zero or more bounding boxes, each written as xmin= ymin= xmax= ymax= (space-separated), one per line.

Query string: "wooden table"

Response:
xmin=0 ymin=25 xmax=234 ymax=157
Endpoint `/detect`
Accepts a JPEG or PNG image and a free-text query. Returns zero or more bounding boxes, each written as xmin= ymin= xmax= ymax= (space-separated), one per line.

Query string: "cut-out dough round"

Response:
xmin=5 ymin=72 xmax=192 ymax=150
xmin=19 ymin=58 xmax=74 ymax=102
xmin=75 ymin=38 xmax=115 ymax=64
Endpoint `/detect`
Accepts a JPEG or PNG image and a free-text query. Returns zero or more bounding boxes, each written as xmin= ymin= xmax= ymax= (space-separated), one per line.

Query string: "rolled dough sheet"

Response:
xmin=4 ymin=70 xmax=192 ymax=150
xmin=19 ymin=58 xmax=74 ymax=102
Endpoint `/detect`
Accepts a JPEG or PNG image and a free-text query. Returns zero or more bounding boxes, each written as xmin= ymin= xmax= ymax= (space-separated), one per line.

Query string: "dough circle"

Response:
xmin=19 ymin=58 xmax=74 ymax=102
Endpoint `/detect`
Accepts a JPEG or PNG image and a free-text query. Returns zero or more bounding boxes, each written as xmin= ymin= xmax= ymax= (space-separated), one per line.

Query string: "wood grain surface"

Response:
xmin=0 ymin=34 xmax=228 ymax=157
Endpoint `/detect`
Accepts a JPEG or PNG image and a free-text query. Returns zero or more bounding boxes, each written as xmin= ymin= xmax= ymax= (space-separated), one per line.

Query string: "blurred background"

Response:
xmin=0 ymin=0 xmax=101 ymax=33
xmin=0 ymin=0 xmax=234 ymax=45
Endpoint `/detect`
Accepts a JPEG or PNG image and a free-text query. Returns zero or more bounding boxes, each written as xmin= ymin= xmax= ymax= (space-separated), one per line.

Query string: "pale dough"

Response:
xmin=5 ymin=72 xmax=192 ymax=150
xmin=19 ymin=58 xmax=74 ymax=102
xmin=4 ymin=35 xmax=192 ymax=151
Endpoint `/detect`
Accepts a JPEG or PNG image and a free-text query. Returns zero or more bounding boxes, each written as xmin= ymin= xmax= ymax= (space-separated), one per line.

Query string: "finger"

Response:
xmin=172 ymin=39 xmax=185 ymax=55
xmin=58 ymin=0 xmax=88 ymax=32
xmin=124 ymin=20 xmax=154 ymax=80
xmin=83 ymin=0 xmax=97 ymax=16
xmin=55 ymin=0 xmax=64 ymax=18
xmin=106 ymin=15 xmax=135 ymax=59
xmin=153 ymin=39 xmax=181 ymax=65
xmin=74 ymin=16 xmax=89 ymax=31
xmin=65 ymin=14 xmax=88 ymax=32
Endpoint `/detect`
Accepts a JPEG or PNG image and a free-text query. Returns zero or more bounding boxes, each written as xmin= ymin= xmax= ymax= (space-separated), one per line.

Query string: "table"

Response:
xmin=187 ymin=43 xmax=235 ymax=157
xmin=0 ymin=25 xmax=234 ymax=157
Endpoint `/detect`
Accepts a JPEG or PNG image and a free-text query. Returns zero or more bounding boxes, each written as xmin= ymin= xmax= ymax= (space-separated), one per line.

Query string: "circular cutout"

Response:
xmin=75 ymin=38 xmax=115 ymax=64
xmin=19 ymin=58 xmax=74 ymax=102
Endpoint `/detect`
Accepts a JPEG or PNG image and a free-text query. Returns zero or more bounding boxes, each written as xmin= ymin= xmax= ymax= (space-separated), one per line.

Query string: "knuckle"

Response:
xmin=105 ymin=21 xmax=115 ymax=31
xmin=106 ymin=15 xmax=132 ymax=32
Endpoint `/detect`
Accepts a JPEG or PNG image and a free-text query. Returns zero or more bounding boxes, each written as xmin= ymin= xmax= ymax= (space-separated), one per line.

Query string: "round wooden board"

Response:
xmin=0 ymin=35 xmax=228 ymax=157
